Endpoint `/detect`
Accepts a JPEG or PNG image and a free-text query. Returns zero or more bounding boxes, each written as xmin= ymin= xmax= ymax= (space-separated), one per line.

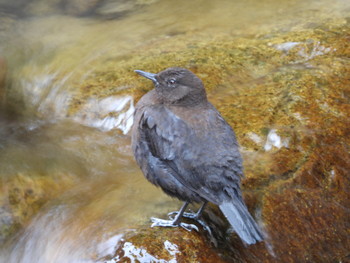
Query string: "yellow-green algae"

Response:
xmin=0 ymin=172 xmax=76 ymax=242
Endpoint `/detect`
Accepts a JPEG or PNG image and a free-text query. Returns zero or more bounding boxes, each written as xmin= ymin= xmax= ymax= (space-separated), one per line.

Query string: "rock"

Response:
xmin=104 ymin=226 xmax=230 ymax=263
xmin=0 ymin=172 xmax=76 ymax=243
xmin=0 ymin=207 xmax=16 ymax=244
xmin=69 ymin=22 xmax=349 ymax=262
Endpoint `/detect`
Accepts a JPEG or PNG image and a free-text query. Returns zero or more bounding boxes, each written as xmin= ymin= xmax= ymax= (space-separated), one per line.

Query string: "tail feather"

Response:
xmin=219 ymin=199 xmax=263 ymax=245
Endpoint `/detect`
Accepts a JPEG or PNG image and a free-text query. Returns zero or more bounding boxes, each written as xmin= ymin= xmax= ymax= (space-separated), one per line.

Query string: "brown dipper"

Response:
xmin=132 ymin=67 xmax=263 ymax=245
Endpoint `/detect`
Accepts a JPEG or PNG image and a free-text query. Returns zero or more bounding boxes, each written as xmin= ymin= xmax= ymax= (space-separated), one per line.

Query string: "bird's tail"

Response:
xmin=219 ymin=199 xmax=263 ymax=245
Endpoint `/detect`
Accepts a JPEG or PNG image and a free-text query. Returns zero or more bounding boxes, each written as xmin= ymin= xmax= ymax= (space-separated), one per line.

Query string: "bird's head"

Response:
xmin=135 ymin=67 xmax=207 ymax=106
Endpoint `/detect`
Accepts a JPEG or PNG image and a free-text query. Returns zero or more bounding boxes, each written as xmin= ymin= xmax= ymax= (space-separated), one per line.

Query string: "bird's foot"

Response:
xmin=167 ymin=211 xmax=213 ymax=237
xmin=150 ymin=217 xmax=199 ymax=232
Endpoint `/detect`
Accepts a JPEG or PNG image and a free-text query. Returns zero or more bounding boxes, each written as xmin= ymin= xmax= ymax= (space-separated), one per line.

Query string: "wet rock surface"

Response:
xmin=0 ymin=172 xmax=76 ymax=243
xmin=106 ymin=227 xmax=229 ymax=263
xmin=73 ymin=23 xmax=349 ymax=262
xmin=0 ymin=121 xmax=92 ymax=243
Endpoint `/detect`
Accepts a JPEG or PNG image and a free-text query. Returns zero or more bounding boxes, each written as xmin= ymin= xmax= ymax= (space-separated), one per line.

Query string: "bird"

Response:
xmin=132 ymin=67 xmax=263 ymax=245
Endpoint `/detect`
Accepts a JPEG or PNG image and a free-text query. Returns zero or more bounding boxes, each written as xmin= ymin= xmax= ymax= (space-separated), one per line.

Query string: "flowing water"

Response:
xmin=0 ymin=0 xmax=349 ymax=262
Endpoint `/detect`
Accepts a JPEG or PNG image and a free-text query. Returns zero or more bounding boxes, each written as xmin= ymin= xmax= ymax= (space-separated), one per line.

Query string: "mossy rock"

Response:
xmin=83 ymin=22 xmax=350 ymax=262
xmin=103 ymin=226 xmax=230 ymax=263
xmin=0 ymin=172 xmax=76 ymax=243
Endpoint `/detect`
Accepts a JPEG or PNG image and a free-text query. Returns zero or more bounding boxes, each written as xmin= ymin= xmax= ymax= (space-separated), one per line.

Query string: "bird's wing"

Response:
xmin=135 ymin=105 xmax=242 ymax=204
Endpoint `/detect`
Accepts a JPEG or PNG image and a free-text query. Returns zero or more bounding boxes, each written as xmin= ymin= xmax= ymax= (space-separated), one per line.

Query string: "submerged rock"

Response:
xmin=0 ymin=172 xmax=76 ymax=243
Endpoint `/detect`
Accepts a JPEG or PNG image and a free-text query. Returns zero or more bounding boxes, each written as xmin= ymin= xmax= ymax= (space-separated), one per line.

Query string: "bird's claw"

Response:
xmin=166 ymin=213 xmax=214 ymax=239
xmin=150 ymin=217 xmax=199 ymax=232
xmin=180 ymin=222 xmax=199 ymax=232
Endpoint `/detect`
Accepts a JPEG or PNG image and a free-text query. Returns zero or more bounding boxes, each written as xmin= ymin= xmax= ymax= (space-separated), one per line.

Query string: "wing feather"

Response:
xmin=133 ymin=104 xmax=243 ymax=204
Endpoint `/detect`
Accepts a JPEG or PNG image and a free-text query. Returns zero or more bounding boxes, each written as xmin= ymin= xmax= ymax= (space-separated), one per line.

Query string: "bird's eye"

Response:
xmin=168 ymin=78 xmax=176 ymax=85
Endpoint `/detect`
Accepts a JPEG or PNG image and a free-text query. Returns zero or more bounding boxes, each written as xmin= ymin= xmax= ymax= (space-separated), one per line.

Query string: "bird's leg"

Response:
xmin=151 ymin=201 xmax=198 ymax=231
xmin=192 ymin=201 xmax=207 ymax=219
xmin=172 ymin=201 xmax=189 ymax=225
xmin=169 ymin=201 xmax=208 ymax=220
xmin=168 ymin=201 xmax=213 ymax=238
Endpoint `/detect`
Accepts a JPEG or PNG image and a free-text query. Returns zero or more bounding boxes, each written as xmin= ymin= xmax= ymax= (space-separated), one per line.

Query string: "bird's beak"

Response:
xmin=135 ymin=70 xmax=158 ymax=85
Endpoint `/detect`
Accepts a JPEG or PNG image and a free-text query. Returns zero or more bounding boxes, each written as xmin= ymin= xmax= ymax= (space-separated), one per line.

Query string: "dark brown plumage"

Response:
xmin=132 ymin=67 xmax=263 ymax=244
